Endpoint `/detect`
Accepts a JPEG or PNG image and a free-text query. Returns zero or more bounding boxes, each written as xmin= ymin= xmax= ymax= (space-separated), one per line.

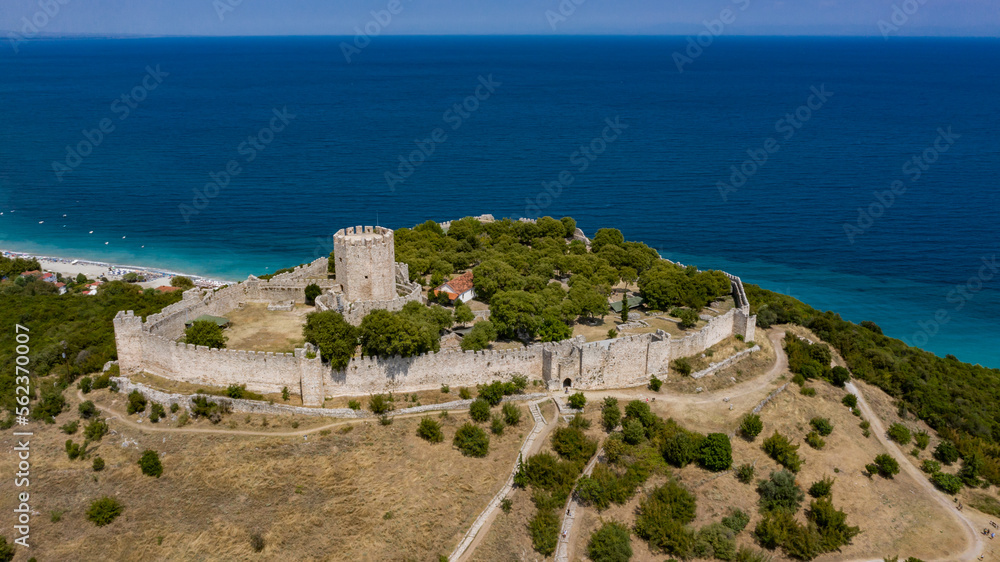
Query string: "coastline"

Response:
xmin=1 ymin=248 xmax=233 ymax=288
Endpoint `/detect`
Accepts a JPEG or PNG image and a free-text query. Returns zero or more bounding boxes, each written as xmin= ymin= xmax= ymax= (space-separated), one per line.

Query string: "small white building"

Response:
xmin=433 ymin=270 xmax=475 ymax=303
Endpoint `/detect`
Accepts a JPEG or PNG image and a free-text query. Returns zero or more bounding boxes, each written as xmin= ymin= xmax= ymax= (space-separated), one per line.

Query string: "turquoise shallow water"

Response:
xmin=0 ymin=36 xmax=997 ymax=367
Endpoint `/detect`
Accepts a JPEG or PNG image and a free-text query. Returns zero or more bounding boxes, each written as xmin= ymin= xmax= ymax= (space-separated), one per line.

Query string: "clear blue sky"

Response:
xmin=3 ymin=0 xmax=997 ymax=37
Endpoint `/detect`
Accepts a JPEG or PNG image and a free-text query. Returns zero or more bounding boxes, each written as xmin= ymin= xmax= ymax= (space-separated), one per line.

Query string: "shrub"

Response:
xmin=841 ymin=394 xmax=858 ymax=408
xmin=800 ymin=387 xmax=816 ymax=397
xmin=170 ymin=403 xmax=179 ymax=413
xmin=872 ymin=454 xmax=900 ymax=478
xmin=469 ymin=398 xmax=491 ymax=422
xmin=757 ymin=470 xmax=804 ymax=512
xmin=587 ymin=521 xmax=633 ymax=562
xmin=500 ymin=498 xmax=512 ymax=513
xmin=184 ymin=319 xmax=227 ymax=349
xmin=791 ymin=372 xmax=806 ymax=387
xmin=623 ymin=419 xmax=645 ymax=445
xmin=569 ymin=414 xmax=591 ymax=430
xmin=454 ymin=423 xmax=490 ymax=457
xmin=930 ymin=471 xmax=962 ymax=494
xmin=672 ymin=357 xmax=693 ymax=376
xmin=491 ymin=414 xmax=505 ymax=435
xmin=139 ymin=449 xmax=163 ymax=477
xmin=60 ymin=420 xmax=79 ymax=434
xmin=736 ymin=463 xmax=755 ymax=484
xmin=417 ymin=417 xmax=444 ymax=443
xmin=368 ymin=393 xmax=391 ymax=415
xmin=190 ymin=395 xmax=229 ymax=424
xmin=740 ymin=413 xmax=763 ymax=440
xmin=830 ymin=366 xmax=850 ymax=387
xmin=79 ymin=376 xmax=93 ymax=394
xmin=663 ymin=428 xmax=704 ymax=468
xmin=604 ymin=434 xmax=628 ymax=465
xmin=933 ymin=440 xmax=960 ymax=465
xmin=250 ymin=532 xmax=265 ymax=553
xmin=735 ymin=546 xmax=775 ymax=562
xmin=649 ymin=375 xmax=663 ymax=392
xmin=762 ymin=431 xmax=802 ymax=472
xmin=65 ymin=439 xmax=84 ymax=460
xmin=694 ymin=523 xmax=737 ymax=560
xmin=347 ymin=400 xmax=361 ymax=410
xmin=86 ymin=496 xmax=124 ymax=526
xmin=281 ymin=386 xmax=290 ymax=401
xmin=502 ymin=402 xmax=521 ymax=426
xmin=568 ymin=392 xmax=586 ymax=410
xmin=808 ymin=476 xmax=835 ymax=498
xmin=914 ymin=431 xmax=930 ymax=450
xmin=84 ymin=419 xmax=109 ymax=441
xmin=699 ymin=433 xmax=733 ymax=472
xmin=805 ymin=431 xmax=826 ymax=450
xmin=529 ymin=509 xmax=559 ymax=555
xmin=149 ymin=402 xmax=165 ymax=424
xmin=607 ymin=328 xmax=618 ymax=339
xmin=126 ymin=390 xmax=147 ymax=415
xmin=78 ymin=400 xmax=97 ymax=419
xmin=809 ymin=417 xmax=833 ymax=436
xmin=92 ymin=456 xmax=105 ymax=471
xmin=458 ymin=387 xmax=472 ymax=400
xmin=634 ymin=480 xmax=698 ymax=554
xmin=551 ymin=426 xmax=598 ymax=464
xmin=887 ymin=423 xmax=910 ymax=445
xmin=722 ymin=508 xmax=751 ymax=533
xmin=304 ymin=282 xmax=321 ymax=305
xmin=441 ymin=384 xmax=450 ymax=394
xmin=601 ymin=398 xmax=622 ymax=432
xmin=920 ymin=459 xmax=941 ymax=473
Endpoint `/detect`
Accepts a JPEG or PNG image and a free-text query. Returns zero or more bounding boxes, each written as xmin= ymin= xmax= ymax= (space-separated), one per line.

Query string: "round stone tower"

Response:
xmin=333 ymin=226 xmax=396 ymax=302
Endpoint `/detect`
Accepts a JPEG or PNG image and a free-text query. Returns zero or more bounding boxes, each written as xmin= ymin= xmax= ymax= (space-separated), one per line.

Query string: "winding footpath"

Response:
xmin=846 ymin=380 xmax=984 ymax=562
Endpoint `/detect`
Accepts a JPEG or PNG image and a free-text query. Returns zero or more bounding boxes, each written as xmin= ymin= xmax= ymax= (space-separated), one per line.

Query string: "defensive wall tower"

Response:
xmin=333 ymin=226 xmax=396 ymax=302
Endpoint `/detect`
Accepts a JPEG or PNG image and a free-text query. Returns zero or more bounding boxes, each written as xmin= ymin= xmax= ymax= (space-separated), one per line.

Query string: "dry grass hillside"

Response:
xmin=0 ymin=386 xmax=528 ymax=561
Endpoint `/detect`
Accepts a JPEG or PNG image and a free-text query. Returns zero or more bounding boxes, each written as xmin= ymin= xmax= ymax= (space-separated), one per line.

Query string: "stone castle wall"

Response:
xmin=114 ymin=234 xmax=757 ymax=405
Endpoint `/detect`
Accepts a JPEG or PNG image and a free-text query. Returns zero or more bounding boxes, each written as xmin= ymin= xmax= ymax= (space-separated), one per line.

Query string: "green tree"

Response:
xmin=930 ymin=471 xmax=962 ymax=494
xmin=602 ymin=397 xmax=622 ymax=431
xmin=184 ymin=320 xmax=227 ymax=349
xmin=762 ymin=431 xmax=803 ymax=472
xmin=127 ymin=390 xmax=147 ymax=415
xmin=302 ymin=310 xmax=359 ymax=369
xmin=358 ymin=309 xmax=435 ymax=358
xmin=489 ymin=290 xmax=543 ymax=341
xmin=671 ymin=307 xmax=699 ymax=329
xmin=568 ymin=392 xmax=586 ymax=409
xmin=757 ymin=470 xmax=804 ymax=512
xmin=460 ymin=320 xmax=497 ymax=351
xmin=933 ymin=441 xmax=960 ymax=465
xmin=620 ymin=291 xmax=629 ymax=324
xmin=872 ymin=454 xmax=900 ymax=478
xmin=454 ymin=422 xmax=490 ymax=457
xmin=304 ymin=283 xmax=322 ymax=305
xmin=810 ymin=417 xmax=834 ymax=437
xmin=740 ymin=413 xmax=763 ymax=440
xmin=472 ymin=260 xmax=524 ymax=303
xmin=454 ymin=300 xmax=475 ymax=324
xmin=170 ymin=276 xmax=194 ymax=289
xmin=417 ymin=417 xmax=444 ymax=443
xmin=139 ymin=449 xmax=163 ymax=477
xmin=886 ymin=423 xmax=910 ymax=445
xmin=587 ymin=521 xmax=632 ymax=562
xmin=634 ymin=480 xmax=698 ymax=555
xmin=698 ymin=433 xmax=733 ymax=472
xmin=86 ymin=496 xmax=124 ymax=527
xmin=469 ymin=398 xmax=491 ymax=422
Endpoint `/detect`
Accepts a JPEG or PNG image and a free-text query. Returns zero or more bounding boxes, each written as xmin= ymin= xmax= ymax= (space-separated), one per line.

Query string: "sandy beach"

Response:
xmin=2 ymin=249 xmax=231 ymax=288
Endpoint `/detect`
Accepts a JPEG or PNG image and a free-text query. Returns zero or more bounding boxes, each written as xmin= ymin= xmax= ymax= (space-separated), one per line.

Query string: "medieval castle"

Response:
xmin=113 ymin=224 xmax=756 ymax=407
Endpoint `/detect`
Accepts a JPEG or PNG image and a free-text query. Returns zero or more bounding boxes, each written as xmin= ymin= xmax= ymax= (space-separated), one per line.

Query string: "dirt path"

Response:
xmin=454 ymin=398 xmax=559 ymax=562
xmin=80 ymin=389 xmax=476 ymax=438
xmin=846 ymin=381 xmax=984 ymax=562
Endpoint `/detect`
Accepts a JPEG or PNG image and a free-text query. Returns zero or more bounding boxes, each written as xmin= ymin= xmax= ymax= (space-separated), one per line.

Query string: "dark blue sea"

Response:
xmin=1 ymin=36 xmax=998 ymax=367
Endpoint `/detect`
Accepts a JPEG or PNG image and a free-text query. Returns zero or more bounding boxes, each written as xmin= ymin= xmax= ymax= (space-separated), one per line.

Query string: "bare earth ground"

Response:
xmin=0 ymin=388 xmax=524 ymax=561
xmin=223 ymin=303 xmax=310 ymax=353
xmin=469 ymin=327 xmax=995 ymax=562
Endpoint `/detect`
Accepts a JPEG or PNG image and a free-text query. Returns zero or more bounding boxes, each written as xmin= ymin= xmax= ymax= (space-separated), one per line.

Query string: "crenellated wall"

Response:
xmin=114 ymin=232 xmax=757 ymax=405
